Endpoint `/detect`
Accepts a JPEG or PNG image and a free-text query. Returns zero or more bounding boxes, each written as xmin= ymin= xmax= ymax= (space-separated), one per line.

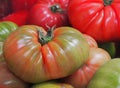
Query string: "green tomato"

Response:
xmin=87 ymin=58 xmax=120 ymax=88
xmin=0 ymin=21 xmax=18 ymax=42
xmin=31 ymin=81 xmax=74 ymax=88
xmin=98 ymin=42 xmax=116 ymax=58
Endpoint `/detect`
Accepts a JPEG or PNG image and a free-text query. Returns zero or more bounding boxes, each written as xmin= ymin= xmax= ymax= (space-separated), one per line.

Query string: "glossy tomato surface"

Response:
xmin=68 ymin=0 xmax=120 ymax=42
xmin=3 ymin=25 xmax=90 ymax=83
xmin=0 ymin=21 xmax=18 ymax=42
xmin=88 ymin=58 xmax=120 ymax=88
xmin=0 ymin=61 xmax=28 ymax=88
xmin=27 ymin=0 xmax=70 ymax=31
xmin=31 ymin=81 xmax=74 ymax=88
xmin=62 ymin=48 xmax=111 ymax=88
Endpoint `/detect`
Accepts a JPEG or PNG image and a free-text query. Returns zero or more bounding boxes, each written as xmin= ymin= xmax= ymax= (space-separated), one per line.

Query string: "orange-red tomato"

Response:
xmin=3 ymin=25 xmax=90 ymax=83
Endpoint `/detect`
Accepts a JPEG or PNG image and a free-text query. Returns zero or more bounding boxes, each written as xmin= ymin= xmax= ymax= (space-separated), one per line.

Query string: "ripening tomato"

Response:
xmin=68 ymin=0 xmax=120 ymax=42
xmin=3 ymin=25 xmax=90 ymax=83
xmin=61 ymin=48 xmax=111 ymax=88
xmin=0 ymin=61 xmax=28 ymax=88
xmin=27 ymin=0 xmax=70 ymax=31
xmin=87 ymin=58 xmax=120 ymax=88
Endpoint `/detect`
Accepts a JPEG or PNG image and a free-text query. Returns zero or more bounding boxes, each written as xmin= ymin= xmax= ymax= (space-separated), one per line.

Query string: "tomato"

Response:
xmin=0 ymin=21 xmax=18 ymax=61
xmin=0 ymin=21 xmax=18 ymax=42
xmin=1 ymin=10 xmax=29 ymax=26
xmin=87 ymin=58 xmax=120 ymax=88
xmin=98 ymin=42 xmax=116 ymax=58
xmin=11 ymin=0 xmax=37 ymax=11
xmin=61 ymin=48 xmax=111 ymax=88
xmin=27 ymin=0 xmax=70 ymax=31
xmin=3 ymin=25 xmax=90 ymax=83
xmin=0 ymin=61 xmax=28 ymax=88
xmin=68 ymin=0 xmax=120 ymax=42
xmin=31 ymin=81 xmax=73 ymax=88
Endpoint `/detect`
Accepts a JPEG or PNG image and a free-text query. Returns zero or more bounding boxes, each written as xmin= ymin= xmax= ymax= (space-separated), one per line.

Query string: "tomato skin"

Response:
xmin=1 ymin=10 xmax=28 ymax=26
xmin=31 ymin=81 xmax=74 ymax=88
xmin=68 ymin=0 xmax=120 ymax=42
xmin=0 ymin=21 xmax=18 ymax=42
xmin=0 ymin=61 xmax=28 ymax=88
xmin=27 ymin=0 xmax=70 ymax=31
xmin=3 ymin=25 xmax=90 ymax=83
xmin=61 ymin=48 xmax=111 ymax=88
xmin=87 ymin=58 xmax=120 ymax=88
xmin=83 ymin=34 xmax=98 ymax=48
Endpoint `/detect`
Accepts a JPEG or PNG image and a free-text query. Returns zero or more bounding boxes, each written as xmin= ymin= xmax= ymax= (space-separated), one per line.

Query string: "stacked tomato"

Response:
xmin=0 ymin=0 xmax=120 ymax=88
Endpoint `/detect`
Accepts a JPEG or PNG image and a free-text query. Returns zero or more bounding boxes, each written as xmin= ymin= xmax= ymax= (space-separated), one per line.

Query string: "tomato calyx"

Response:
xmin=104 ymin=0 xmax=113 ymax=6
xmin=38 ymin=26 xmax=55 ymax=45
xmin=50 ymin=4 xmax=64 ymax=13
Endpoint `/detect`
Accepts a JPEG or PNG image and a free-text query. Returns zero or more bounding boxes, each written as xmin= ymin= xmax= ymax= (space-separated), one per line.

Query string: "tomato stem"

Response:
xmin=50 ymin=4 xmax=64 ymax=13
xmin=38 ymin=26 xmax=55 ymax=45
xmin=104 ymin=0 xmax=113 ymax=6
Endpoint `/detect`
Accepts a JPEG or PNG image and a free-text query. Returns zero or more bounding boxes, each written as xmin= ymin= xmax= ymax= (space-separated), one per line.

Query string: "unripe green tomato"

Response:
xmin=88 ymin=58 xmax=120 ymax=88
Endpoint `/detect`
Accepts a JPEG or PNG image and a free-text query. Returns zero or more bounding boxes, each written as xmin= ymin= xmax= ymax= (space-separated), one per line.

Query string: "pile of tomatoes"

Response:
xmin=0 ymin=0 xmax=120 ymax=88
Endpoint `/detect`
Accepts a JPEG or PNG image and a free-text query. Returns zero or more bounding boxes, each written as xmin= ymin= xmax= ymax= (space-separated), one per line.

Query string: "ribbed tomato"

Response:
xmin=68 ymin=0 xmax=120 ymax=42
xmin=3 ymin=25 xmax=90 ymax=83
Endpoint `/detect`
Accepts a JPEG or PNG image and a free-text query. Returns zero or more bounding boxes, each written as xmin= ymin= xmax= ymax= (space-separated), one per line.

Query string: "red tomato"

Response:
xmin=11 ymin=0 xmax=38 ymax=11
xmin=68 ymin=0 xmax=120 ymax=42
xmin=27 ymin=0 xmax=70 ymax=31
xmin=0 ymin=61 xmax=28 ymax=88
xmin=61 ymin=48 xmax=111 ymax=88
xmin=1 ymin=10 xmax=28 ymax=26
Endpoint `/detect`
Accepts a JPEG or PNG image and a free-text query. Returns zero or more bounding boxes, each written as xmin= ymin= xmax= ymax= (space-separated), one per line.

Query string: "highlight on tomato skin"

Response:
xmin=27 ymin=0 xmax=70 ymax=31
xmin=3 ymin=25 xmax=90 ymax=83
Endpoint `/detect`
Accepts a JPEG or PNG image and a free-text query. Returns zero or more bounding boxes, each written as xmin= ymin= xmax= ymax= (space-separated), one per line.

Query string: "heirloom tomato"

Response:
xmin=3 ymin=25 xmax=90 ymax=83
xmin=0 ymin=61 xmax=28 ymax=88
xmin=27 ymin=0 xmax=70 ymax=31
xmin=87 ymin=58 xmax=120 ymax=88
xmin=0 ymin=21 xmax=18 ymax=42
xmin=68 ymin=0 xmax=120 ymax=42
xmin=61 ymin=48 xmax=111 ymax=88
xmin=31 ymin=81 xmax=74 ymax=88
